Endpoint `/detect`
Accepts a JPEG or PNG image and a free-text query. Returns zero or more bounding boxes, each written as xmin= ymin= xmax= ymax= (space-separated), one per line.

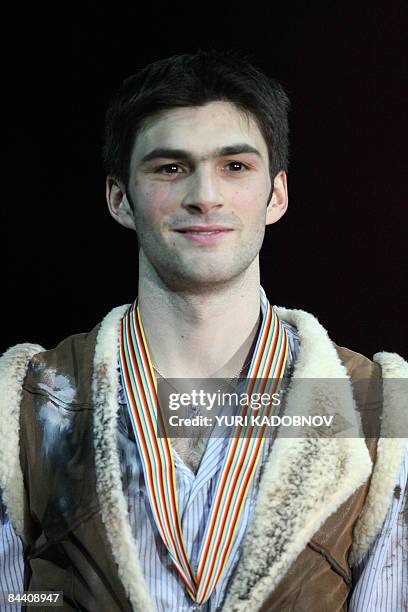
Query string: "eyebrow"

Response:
xmin=140 ymin=144 xmax=262 ymax=164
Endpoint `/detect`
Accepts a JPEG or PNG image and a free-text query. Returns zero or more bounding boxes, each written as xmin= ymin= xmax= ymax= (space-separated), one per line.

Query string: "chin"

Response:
xmin=160 ymin=264 xmax=250 ymax=291
xmin=148 ymin=247 xmax=258 ymax=290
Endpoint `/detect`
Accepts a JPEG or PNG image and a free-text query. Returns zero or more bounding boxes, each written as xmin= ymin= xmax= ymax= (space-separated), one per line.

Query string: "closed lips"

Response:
xmin=174 ymin=226 xmax=233 ymax=233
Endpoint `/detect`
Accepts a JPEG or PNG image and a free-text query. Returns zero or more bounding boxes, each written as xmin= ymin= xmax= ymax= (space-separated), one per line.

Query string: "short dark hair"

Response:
xmin=103 ymin=50 xmax=290 ymax=187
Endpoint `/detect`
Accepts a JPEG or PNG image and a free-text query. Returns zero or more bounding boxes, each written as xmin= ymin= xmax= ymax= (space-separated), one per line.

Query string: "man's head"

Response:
xmin=104 ymin=50 xmax=290 ymax=191
xmin=104 ymin=51 xmax=290 ymax=290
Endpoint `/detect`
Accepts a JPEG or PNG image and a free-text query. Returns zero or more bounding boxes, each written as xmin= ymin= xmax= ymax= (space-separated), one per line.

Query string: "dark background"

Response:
xmin=2 ymin=2 xmax=407 ymax=358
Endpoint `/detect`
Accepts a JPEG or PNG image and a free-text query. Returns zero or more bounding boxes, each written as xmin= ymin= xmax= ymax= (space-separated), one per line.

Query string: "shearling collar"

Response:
xmin=90 ymin=303 xmax=372 ymax=611
xmin=90 ymin=303 xmax=406 ymax=611
xmin=222 ymin=306 xmax=373 ymax=610
xmin=0 ymin=301 xmax=405 ymax=612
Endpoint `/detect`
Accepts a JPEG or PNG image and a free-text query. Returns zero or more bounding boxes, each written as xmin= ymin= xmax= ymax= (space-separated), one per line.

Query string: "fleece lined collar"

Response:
xmin=91 ymin=304 xmax=375 ymax=611
xmin=0 ymin=302 xmax=405 ymax=611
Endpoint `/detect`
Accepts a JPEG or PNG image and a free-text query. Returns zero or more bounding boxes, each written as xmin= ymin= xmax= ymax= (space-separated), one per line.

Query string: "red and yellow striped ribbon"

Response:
xmin=119 ymin=290 xmax=288 ymax=604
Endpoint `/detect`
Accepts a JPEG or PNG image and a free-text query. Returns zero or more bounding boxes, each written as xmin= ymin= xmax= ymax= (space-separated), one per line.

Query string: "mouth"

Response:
xmin=173 ymin=226 xmax=234 ymax=244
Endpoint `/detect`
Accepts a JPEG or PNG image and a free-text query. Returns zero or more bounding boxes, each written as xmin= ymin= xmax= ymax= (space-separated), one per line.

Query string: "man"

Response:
xmin=0 ymin=51 xmax=407 ymax=611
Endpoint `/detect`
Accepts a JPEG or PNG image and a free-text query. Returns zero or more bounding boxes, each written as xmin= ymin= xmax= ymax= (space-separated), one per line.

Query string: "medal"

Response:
xmin=119 ymin=288 xmax=288 ymax=603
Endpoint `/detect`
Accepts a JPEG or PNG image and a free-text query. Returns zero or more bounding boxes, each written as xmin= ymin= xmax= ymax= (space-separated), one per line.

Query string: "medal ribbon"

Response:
xmin=119 ymin=288 xmax=288 ymax=603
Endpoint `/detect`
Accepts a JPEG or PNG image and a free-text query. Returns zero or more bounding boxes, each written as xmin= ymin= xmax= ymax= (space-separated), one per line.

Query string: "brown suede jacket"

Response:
xmin=0 ymin=304 xmax=407 ymax=611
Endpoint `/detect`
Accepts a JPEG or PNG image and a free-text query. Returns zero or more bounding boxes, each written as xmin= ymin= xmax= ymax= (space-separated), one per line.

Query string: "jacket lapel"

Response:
xmin=92 ymin=304 xmax=155 ymax=612
xmin=92 ymin=304 xmax=372 ymax=612
xmin=222 ymin=307 xmax=373 ymax=611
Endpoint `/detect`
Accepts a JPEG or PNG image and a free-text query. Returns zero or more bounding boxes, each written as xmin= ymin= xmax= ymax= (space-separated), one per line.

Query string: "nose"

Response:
xmin=182 ymin=164 xmax=224 ymax=214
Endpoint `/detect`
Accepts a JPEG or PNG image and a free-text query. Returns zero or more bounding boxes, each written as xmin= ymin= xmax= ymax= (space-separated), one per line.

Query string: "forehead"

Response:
xmin=131 ymin=101 xmax=268 ymax=161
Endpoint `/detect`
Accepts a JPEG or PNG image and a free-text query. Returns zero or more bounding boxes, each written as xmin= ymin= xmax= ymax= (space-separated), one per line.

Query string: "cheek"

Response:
xmin=231 ymin=184 xmax=269 ymax=220
xmin=135 ymin=182 xmax=176 ymax=224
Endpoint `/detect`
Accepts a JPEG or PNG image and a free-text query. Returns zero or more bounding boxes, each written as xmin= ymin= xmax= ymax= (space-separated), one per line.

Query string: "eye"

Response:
xmin=225 ymin=161 xmax=249 ymax=172
xmin=155 ymin=163 xmax=184 ymax=174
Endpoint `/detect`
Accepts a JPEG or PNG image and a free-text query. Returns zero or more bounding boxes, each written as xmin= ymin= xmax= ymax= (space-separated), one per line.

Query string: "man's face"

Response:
xmin=110 ymin=101 xmax=287 ymax=289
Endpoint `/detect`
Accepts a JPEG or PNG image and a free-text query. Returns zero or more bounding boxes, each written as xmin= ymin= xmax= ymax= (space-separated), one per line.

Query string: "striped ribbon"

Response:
xmin=119 ymin=289 xmax=288 ymax=604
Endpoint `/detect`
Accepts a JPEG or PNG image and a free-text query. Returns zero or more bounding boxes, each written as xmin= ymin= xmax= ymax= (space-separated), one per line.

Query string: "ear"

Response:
xmin=266 ymin=171 xmax=288 ymax=226
xmin=106 ymin=176 xmax=136 ymax=231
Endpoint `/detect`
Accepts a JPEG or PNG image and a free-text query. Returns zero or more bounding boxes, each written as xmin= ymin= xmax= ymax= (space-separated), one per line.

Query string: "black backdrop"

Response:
xmin=2 ymin=1 xmax=407 ymax=358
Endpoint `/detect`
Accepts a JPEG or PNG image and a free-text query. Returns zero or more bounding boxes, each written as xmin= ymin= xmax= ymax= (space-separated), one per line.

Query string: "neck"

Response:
xmin=137 ymin=255 xmax=262 ymax=378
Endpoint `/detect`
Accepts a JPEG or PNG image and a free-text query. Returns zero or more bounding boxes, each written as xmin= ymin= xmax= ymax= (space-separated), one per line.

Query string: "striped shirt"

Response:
xmin=349 ymin=442 xmax=408 ymax=611
xmin=1 ymin=323 xmax=407 ymax=610
xmin=0 ymin=505 xmax=24 ymax=612
xmin=116 ymin=320 xmax=299 ymax=611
